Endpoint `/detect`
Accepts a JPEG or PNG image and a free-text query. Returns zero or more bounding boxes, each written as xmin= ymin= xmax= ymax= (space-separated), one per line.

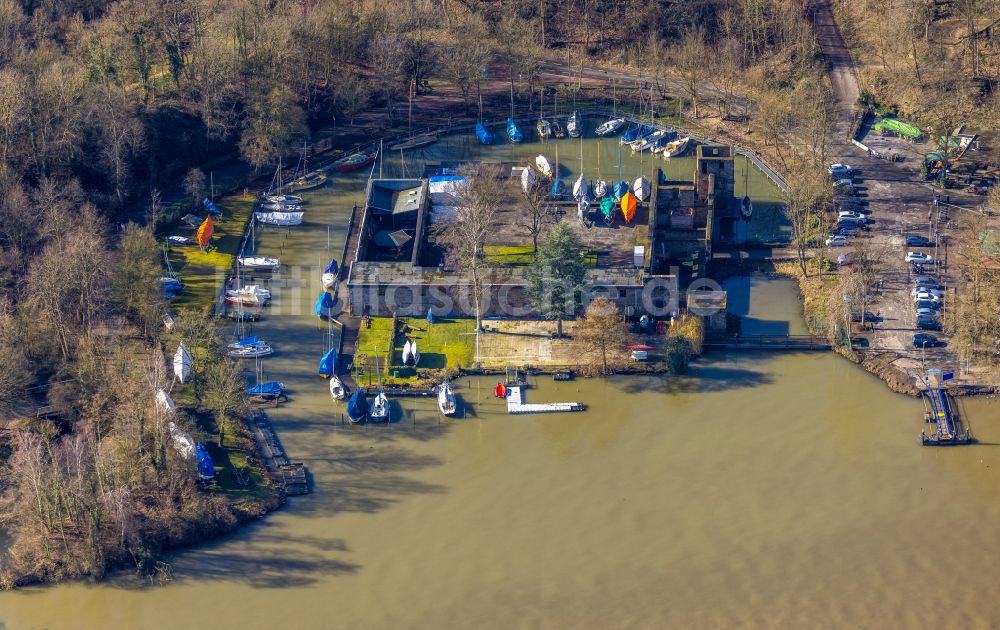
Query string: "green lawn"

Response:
xmin=355 ymin=316 xmax=476 ymax=384
xmin=165 ymin=195 xmax=255 ymax=311
xmin=484 ymin=245 xmax=598 ymax=267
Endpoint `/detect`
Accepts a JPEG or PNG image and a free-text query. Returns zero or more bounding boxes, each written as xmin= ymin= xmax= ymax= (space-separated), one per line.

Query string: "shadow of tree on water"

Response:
xmin=618 ymin=364 xmax=774 ymax=395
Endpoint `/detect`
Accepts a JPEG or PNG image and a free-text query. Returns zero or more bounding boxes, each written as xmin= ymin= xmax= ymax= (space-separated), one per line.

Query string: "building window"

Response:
xmin=701 ymin=162 xmax=708 ymax=174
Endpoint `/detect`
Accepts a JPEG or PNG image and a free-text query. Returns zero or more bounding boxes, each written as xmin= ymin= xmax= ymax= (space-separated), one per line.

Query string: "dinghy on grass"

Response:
xmin=174 ymin=342 xmax=192 ymax=383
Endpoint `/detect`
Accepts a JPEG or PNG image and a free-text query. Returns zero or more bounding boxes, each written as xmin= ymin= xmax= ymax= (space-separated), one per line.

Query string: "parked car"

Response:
xmin=838 ymin=216 xmax=867 ymax=227
xmin=916 ymin=317 xmax=942 ymax=331
xmin=906 ymin=235 xmax=933 ymax=247
xmin=851 ymin=311 xmax=880 ymax=322
xmin=833 ymin=178 xmax=855 ymax=192
xmin=913 ymin=333 xmax=942 ymax=348
xmin=913 ymin=289 xmax=942 ymax=302
xmin=905 ymin=251 xmax=935 ymax=263
xmin=915 ymin=307 xmax=938 ymax=318
xmin=837 ymin=254 xmax=851 ymax=266
xmin=839 ymin=210 xmax=863 ymax=219
xmin=837 ymin=225 xmax=861 ymax=237
xmin=914 ymin=276 xmax=943 ymax=290
xmin=829 ymin=163 xmax=854 ymax=178
xmin=826 ymin=235 xmax=849 ymax=247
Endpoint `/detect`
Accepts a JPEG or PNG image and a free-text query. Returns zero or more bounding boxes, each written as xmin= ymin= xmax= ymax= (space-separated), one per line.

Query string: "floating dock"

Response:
xmin=249 ymin=411 xmax=310 ymax=494
xmin=505 ymin=386 xmax=585 ymax=415
xmin=920 ymin=370 xmax=974 ymax=446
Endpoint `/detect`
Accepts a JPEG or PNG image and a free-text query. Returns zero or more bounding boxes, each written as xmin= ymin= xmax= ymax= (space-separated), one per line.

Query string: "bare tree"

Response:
xmin=519 ymin=177 xmax=556 ymax=252
xmin=432 ymin=164 xmax=503 ymax=359
xmin=183 ymin=168 xmax=206 ymax=207
xmin=673 ymin=27 xmax=708 ymax=118
xmin=573 ymin=298 xmax=628 ymax=374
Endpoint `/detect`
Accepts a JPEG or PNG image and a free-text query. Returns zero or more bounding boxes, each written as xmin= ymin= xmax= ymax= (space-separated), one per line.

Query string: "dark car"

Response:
xmin=913 ymin=333 xmax=943 ymax=348
xmin=851 ymin=311 xmax=880 ymax=323
xmin=906 ymin=235 xmax=933 ymax=247
xmin=916 ymin=318 xmax=942 ymax=331
xmin=915 ymin=299 xmax=940 ymax=311
xmin=914 ymin=276 xmax=943 ymax=290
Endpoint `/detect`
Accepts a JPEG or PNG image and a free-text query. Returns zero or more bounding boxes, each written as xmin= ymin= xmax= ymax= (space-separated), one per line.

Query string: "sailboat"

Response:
xmin=254 ymin=211 xmax=304 ymax=226
xmin=438 ymin=380 xmax=457 ymax=416
xmin=632 ymin=129 xmax=667 ymax=153
xmin=596 ymin=117 xmax=625 ymax=136
xmin=551 ymin=91 xmax=564 ymax=138
xmin=369 ymin=353 xmax=389 ymax=423
xmin=621 ymin=191 xmax=637 ymax=223
xmin=238 ymin=256 xmax=281 ymax=271
xmin=226 ymin=284 xmax=270 ymax=306
xmin=613 ymin=142 xmax=628 ymax=201
xmin=596 ymin=79 xmax=625 ymax=136
xmin=388 ymin=133 xmax=438 ymax=152
xmin=227 ymin=295 xmax=273 ymax=358
xmin=567 ymin=111 xmax=582 ymax=138
xmin=195 ymin=443 xmax=215 ymax=481
xmin=535 ymin=155 xmax=553 ymax=178
xmin=347 ymin=389 xmax=367 ymax=423
xmin=318 ymin=347 xmax=337 ymax=378
xmin=594 ymin=137 xmax=607 ymax=198
xmin=662 ymin=136 xmax=690 ymax=158
xmin=155 ymin=388 xmax=176 ymax=414
xmin=521 ymin=164 xmax=537 ymax=193
xmin=507 ymin=82 xmax=523 ymax=143
xmin=409 ymin=339 xmax=420 ymax=366
xmin=550 ymin=143 xmax=564 ymax=198
xmin=633 ymin=176 xmax=651 ymax=202
xmin=288 ymin=139 xmax=328 ymax=192
xmin=247 ymin=381 xmax=285 ymax=403
xmin=329 ymin=374 xmax=346 ymax=400
xmin=174 ymin=342 xmax=192 ymax=383
xmin=322 ymin=259 xmax=339 ymax=289
xmin=620 ymin=126 xmax=641 ymax=144
xmin=573 ymin=133 xmax=588 ymax=201
xmin=334 ymin=149 xmax=378 ymax=172
xmin=600 ymin=196 xmax=616 ymax=225
xmin=315 ymin=291 xmax=335 ymax=318
xmin=536 ymin=88 xmax=552 ymax=140
xmin=476 ymin=122 xmax=494 ymax=145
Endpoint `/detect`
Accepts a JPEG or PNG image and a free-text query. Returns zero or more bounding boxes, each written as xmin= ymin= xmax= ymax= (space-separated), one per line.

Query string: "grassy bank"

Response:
xmin=355 ymin=317 xmax=476 ymax=385
xmin=165 ymin=194 xmax=256 ymax=312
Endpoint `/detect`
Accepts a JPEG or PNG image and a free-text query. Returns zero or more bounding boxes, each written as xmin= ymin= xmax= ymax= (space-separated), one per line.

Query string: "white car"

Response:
xmin=829 ymin=163 xmax=853 ymax=177
xmin=826 ymin=235 xmax=849 ymax=247
xmin=838 ymin=210 xmax=862 ymax=219
xmin=911 ymin=287 xmax=943 ymax=298
xmin=905 ymin=252 xmax=934 ymax=264
xmin=913 ymin=291 xmax=941 ymax=303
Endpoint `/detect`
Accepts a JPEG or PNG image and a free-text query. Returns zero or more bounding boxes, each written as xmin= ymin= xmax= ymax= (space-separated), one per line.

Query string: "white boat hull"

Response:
xmin=330 ymin=376 xmax=346 ymax=400
xmin=438 ymin=383 xmax=457 ymax=416
xmin=322 ymin=272 xmax=338 ymax=289
xmin=535 ymin=155 xmax=553 ymax=178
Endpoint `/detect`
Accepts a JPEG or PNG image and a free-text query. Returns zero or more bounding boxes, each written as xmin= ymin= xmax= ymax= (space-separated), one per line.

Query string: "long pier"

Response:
xmin=506 ymin=386 xmax=585 ymax=415
xmin=248 ymin=411 xmax=309 ymax=494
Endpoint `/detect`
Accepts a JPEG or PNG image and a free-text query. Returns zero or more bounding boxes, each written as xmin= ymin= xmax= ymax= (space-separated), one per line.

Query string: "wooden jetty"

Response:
xmin=505 ymin=386 xmax=585 ymax=415
xmin=248 ymin=411 xmax=310 ymax=495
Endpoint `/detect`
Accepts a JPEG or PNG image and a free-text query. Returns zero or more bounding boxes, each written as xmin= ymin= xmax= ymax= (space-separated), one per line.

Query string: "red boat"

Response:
xmin=495 ymin=383 xmax=507 ymax=398
xmin=335 ymin=150 xmax=377 ymax=173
